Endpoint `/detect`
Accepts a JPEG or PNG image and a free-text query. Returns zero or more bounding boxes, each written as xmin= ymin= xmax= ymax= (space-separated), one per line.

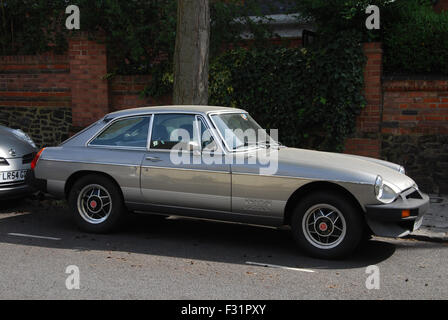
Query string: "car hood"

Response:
xmin=0 ymin=126 xmax=36 ymax=158
xmin=269 ymin=147 xmax=416 ymax=193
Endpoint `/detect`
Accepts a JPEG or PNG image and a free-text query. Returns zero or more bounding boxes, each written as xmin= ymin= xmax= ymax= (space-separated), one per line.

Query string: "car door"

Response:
xmin=140 ymin=113 xmax=231 ymax=212
xmin=86 ymin=115 xmax=151 ymax=204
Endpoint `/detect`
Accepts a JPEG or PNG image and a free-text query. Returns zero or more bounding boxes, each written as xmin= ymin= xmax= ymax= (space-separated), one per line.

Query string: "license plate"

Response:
xmin=1 ymin=170 xmax=28 ymax=183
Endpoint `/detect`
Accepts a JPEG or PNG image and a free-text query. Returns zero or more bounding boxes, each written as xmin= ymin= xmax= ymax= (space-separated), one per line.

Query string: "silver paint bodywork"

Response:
xmin=34 ymin=106 xmax=421 ymax=232
xmin=0 ymin=125 xmax=37 ymax=198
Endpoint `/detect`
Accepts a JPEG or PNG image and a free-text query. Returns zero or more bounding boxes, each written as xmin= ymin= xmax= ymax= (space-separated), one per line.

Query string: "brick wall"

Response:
xmin=382 ymin=80 xmax=448 ymax=135
xmin=344 ymin=43 xmax=448 ymax=194
xmin=110 ymin=75 xmax=172 ymax=112
xmin=344 ymin=42 xmax=382 ymax=158
xmin=0 ymin=35 xmax=160 ymax=144
xmin=68 ymin=35 xmax=109 ymax=130
xmin=381 ymin=79 xmax=448 ymax=193
xmin=0 ymin=54 xmax=73 ymax=147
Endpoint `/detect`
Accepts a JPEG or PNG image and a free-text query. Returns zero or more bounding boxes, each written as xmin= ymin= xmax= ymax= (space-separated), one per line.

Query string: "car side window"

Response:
xmin=90 ymin=117 xmax=150 ymax=148
xmin=150 ymin=114 xmax=200 ymax=150
xmin=198 ymin=117 xmax=216 ymax=151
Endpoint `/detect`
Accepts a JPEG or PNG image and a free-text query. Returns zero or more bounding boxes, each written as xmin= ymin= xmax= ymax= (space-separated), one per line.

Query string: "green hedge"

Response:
xmin=209 ymin=31 xmax=367 ymax=151
xmin=383 ymin=0 xmax=448 ymax=75
xmin=294 ymin=0 xmax=448 ymax=76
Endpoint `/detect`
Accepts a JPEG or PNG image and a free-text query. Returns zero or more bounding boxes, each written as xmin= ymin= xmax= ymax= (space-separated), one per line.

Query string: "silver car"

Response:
xmin=0 ymin=125 xmax=37 ymax=199
xmin=31 ymin=106 xmax=429 ymax=259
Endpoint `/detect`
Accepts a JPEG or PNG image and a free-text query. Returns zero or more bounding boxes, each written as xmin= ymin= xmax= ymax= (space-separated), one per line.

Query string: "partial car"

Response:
xmin=30 ymin=106 xmax=429 ymax=259
xmin=0 ymin=125 xmax=37 ymax=199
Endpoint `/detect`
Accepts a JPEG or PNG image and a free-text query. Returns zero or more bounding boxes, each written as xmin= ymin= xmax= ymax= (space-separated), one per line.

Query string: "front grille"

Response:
xmin=22 ymin=152 xmax=35 ymax=164
xmin=401 ymin=187 xmax=423 ymax=200
xmin=406 ymin=190 xmax=423 ymax=200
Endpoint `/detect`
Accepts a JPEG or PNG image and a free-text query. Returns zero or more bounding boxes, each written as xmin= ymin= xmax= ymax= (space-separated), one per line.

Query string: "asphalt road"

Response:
xmin=0 ymin=198 xmax=447 ymax=300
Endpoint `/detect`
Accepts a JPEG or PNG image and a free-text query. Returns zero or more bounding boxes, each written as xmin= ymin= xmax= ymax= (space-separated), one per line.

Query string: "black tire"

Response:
xmin=291 ymin=191 xmax=364 ymax=260
xmin=68 ymin=174 xmax=126 ymax=233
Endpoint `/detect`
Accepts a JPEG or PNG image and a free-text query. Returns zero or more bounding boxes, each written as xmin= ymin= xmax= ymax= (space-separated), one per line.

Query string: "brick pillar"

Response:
xmin=344 ymin=42 xmax=383 ymax=158
xmin=69 ymin=35 xmax=109 ymax=130
xmin=434 ymin=0 xmax=448 ymax=13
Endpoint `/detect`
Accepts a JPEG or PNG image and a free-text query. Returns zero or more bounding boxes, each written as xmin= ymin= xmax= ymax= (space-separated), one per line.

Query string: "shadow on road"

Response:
xmin=0 ymin=199 xmax=399 ymax=270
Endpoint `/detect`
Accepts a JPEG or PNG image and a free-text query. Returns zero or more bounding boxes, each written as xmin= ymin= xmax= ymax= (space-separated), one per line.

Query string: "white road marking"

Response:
xmin=7 ymin=233 xmax=61 ymax=241
xmin=246 ymin=261 xmax=315 ymax=273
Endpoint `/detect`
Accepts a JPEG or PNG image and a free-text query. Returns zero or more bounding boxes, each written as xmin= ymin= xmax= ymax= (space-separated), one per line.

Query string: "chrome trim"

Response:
xmin=147 ymin=112 xmax=225 ymax=154
xmin=146 ymin=114 xmax=154 ymax=150
xmin=231 ymin=171 xmax=373 ymax=185
xmin=86 ymin=115 xmax=152 ymax=150
xmin=86 ymin=145 xmax=147 ymax=151
xmin=39 ymin=158 xmax=139 ymax=168
xmin=141 ymin=165 xmax=230 ymax=174
xmin=207 ymin=111 xmax=265 ymax=154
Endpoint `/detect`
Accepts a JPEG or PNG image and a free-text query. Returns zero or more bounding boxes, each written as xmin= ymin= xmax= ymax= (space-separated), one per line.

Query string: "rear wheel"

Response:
xmin=291 ymin=191 xmax=364 ymax=259
xmin=68 ymin=174 xmax=126 ymax=233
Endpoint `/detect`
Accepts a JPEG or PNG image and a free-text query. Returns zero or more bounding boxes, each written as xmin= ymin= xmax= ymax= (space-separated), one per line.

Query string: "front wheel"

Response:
xmin=291 ymin=192 xmax=364 ymax=260
xmin=68 ymin=174 xmax=126 ymax=233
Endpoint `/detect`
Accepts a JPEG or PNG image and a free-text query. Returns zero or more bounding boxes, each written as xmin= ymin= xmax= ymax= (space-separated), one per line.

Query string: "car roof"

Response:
xmin=106 ymin=105 xmax=247 ymax=119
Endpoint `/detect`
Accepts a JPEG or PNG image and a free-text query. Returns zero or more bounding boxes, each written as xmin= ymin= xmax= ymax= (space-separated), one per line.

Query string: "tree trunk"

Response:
xmin=173 ymin=0 xmax=210 ymax=105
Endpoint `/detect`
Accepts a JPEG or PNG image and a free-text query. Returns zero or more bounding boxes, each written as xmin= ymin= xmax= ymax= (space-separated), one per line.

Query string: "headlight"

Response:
xmin=398 ymin=166 xmax=406 ymax=175
xmin=13 ymin=129 xmax=36 ymax=148
xmin=374 ymin=175 xmax=398 ymax=203
xmin=374 ymin=175 xmax=383 ymax=198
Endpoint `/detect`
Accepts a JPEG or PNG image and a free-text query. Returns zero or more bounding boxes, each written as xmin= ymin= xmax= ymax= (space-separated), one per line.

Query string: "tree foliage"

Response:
xmin=210 ymin=31 xmax=367 ymax=151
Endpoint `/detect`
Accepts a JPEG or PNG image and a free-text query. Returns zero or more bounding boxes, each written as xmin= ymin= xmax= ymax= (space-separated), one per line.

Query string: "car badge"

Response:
xmin=8 ymin=148 xmax=16 ymax=157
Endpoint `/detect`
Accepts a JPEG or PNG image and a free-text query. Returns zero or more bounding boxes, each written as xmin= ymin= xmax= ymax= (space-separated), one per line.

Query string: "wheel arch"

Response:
xmin=283 ymin=181 xmax=365 ymax=226
xmin=64 ymin=170 xmax=124 ymax=200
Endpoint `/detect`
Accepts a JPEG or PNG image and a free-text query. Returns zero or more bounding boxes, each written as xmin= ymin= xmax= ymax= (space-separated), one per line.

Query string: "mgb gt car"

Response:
xmin=30 ymin=106 xmax=429 ymax=259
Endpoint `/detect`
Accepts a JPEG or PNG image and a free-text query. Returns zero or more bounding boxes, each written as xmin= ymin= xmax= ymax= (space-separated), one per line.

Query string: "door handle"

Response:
xmin=146 ymin=156 xmax=162 ymax=162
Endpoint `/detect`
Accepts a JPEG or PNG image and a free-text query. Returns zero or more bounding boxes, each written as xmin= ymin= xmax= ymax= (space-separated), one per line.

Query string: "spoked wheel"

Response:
xmin=68 ymin=174 xmax=126 ymax=233
xmin=77 ymin=184 xmax=113 ymax=225
xmin=291 ymin=192 xmax=364 ymax=260
xmin=302 ymin=204 xmax=347 ymax=250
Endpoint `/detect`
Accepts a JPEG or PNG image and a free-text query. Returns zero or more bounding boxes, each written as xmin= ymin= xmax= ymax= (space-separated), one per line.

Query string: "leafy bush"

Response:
xmin=210 ymin=31 xmax=367 ymax=151
xmin=293 ymin=0 xmax=448 ymax=76
xmin=382 ymin=0 xmax=448 ymax=75
xmin=0 ymin=0 xmax=272 ymax=75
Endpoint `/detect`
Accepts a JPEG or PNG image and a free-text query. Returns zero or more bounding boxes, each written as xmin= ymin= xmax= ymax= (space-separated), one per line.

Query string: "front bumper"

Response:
xmin=365 ymin=187 xmax=429 ymax=238
xmin=0 ymin=182 xmax=33 ymax=200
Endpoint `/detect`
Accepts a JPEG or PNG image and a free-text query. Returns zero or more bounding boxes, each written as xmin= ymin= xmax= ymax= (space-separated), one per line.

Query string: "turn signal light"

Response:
xmin=31 ymin=148 xmax=45 ymax=170
xmin=401 ymin=210 xmax=411 ymax=218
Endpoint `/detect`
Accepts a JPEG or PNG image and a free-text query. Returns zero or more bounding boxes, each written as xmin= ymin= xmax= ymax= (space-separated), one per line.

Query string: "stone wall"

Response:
xmin=0 ymin=54 xmax=72 ymax=148
xmin=0 ymin=106 xmax=72 ymax=148
xmin=381 ymin=79 xmax=448 ymax=194
xmin=382 ymin=135 xmax=448 ymax=194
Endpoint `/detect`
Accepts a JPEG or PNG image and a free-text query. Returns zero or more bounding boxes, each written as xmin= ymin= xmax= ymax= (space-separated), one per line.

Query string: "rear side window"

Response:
xmin=90 ymin=117 xmax=150 ymax=148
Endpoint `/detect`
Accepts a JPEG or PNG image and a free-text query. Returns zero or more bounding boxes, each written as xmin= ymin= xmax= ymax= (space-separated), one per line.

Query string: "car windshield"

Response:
xmin=210 ymin=112 xmax=277 ymax=151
